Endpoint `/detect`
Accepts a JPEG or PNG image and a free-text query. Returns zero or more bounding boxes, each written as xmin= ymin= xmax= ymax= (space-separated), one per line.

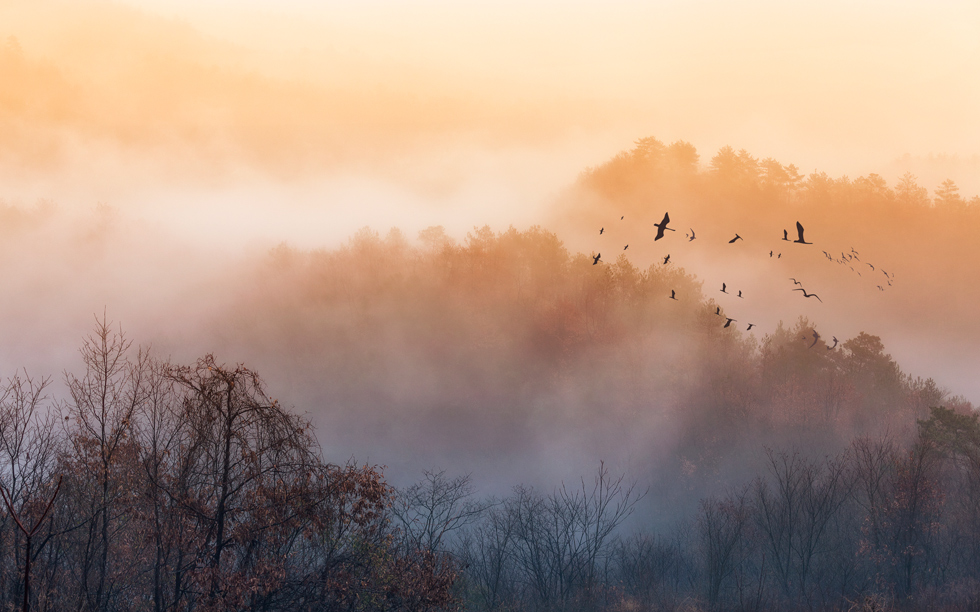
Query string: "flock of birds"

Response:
xmin=590 ymin=212 xmax=896 ymax=349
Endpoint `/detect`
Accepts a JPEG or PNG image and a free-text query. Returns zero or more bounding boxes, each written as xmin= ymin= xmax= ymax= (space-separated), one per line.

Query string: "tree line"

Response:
xmin=0 ymin=289 xmax=974 ymax=610
xmin=404 ymin=407 xmax=980 ymax=612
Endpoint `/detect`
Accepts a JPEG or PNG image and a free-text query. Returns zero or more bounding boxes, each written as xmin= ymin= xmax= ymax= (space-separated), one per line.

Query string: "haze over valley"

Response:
xmin=1 ymin=2 xmax=979 ymax=610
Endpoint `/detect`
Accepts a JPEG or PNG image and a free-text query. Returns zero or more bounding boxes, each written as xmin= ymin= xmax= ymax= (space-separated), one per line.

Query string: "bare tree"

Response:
xmin=393 ymin=470 xmax=488 ymax=554
xmin=60 ymin=316 xmax=150 ymax=611
xmin=0 ymin=374 xmax=60 ymax=610
xmin=508 ymin=463 xmax=642 ymax=611
xmin=458 ymin=499 xmax=518 ymax=612
xmin=698 ymin=487 xmax=751 ymax=610
xmin=755 ymin=448 xmax=853 ymax=608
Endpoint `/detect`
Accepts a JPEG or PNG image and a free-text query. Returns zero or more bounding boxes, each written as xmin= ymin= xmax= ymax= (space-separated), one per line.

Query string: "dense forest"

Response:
xmin=1 ymin=137 xmax=979 ymax=610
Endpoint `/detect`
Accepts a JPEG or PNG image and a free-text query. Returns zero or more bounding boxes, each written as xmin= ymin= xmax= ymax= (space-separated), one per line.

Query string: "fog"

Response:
xmin=0 ymin=0 xmax=979 ymax=504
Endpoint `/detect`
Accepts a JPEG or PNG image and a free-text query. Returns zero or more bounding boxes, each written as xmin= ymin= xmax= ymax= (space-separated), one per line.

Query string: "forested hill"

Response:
xmin=550 ymin=137 xmax=980 ymax=399
xmin=214 ymin=220 xmax=967 ymax=505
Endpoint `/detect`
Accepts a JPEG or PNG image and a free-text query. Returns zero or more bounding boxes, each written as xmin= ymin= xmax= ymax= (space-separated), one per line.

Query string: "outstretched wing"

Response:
xmin=796 ymin=221 xmax=805 ymax=242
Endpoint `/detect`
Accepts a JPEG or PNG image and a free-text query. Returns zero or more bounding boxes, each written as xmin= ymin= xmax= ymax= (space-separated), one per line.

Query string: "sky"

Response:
xmin=0 ymin=0 xmax=979 ymax=465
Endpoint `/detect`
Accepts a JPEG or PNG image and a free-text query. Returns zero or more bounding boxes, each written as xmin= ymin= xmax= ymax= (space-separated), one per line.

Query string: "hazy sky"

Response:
xmin=1 ymin=0 xmax=979 ymax=418
xmin=125 ymin=0 xmax=980 ymax=167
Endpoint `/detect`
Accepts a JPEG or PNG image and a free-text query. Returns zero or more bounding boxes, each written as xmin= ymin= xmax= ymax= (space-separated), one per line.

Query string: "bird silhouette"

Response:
xmin=592 ymin=253 xmax=601 ymax=265
xmin=828 ymin=336 xmax=838 ymax=350
xmin=809 ymin=330 xmax=820 ymax=349
xmin=724 ymin=318 xmax=736 ymax=328
xmin=782 ymin=229 xmax=789 ymax=241
xmin=778 ymin=253 xmax=781 ymax=258
xmin=688 ymin=228 xmax=696 ymax=241
xmin=738 ymin=290 xmax=743 ymax=298
xmin=793 ymin=221 xmax=811 ymax=244
xmin=721 ymin=283 xmax=728 ymax=293
xmin=769 ymin=250 xmax=773 ymax=257
xmin=670 ymin=290 xmax=677 ymax=300
xmin=599 ymin=227 xmax=604 ymax=235
xmin=729 ymin=234 xmax=743 ymax=243
xmin=790 ymin=278 xmax=802 ymax=286
xmin=621 ymin=216 xmax=624 ymax=220
xmin=715 ymin=306 xmax=721 ymax=315
xmin=867 ymin=263 xmax=874 ymax=271
xmin=624 ymin=245 xmax=629 ymax=250
xmin=793 ymin=288 xmax=822 ymax=302
xmin=877 ymin=285 xmax=884 ymax=291
xmin=747 ymin=323 xmax=755 ymax=331
xmin=653 ymin=212 xmax=675 ymax=240
xmin=663 ymin=254 xmax=671 ymax=264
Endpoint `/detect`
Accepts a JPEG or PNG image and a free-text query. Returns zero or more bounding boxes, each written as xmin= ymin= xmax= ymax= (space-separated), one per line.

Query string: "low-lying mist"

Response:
xmin=2 ymin=132 xmax=977 ymax=529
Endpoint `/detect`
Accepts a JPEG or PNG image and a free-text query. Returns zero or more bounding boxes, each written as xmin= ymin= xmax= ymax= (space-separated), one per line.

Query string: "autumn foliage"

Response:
xmin=0 ymin=319 xmax=459 ymax=611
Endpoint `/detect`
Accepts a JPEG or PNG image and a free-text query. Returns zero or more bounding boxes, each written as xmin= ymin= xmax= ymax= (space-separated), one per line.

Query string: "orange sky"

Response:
xmin=2 ymin=0 xmax=978 ymax=195
xmin=0 ymin=0 xmax=979 ymax=401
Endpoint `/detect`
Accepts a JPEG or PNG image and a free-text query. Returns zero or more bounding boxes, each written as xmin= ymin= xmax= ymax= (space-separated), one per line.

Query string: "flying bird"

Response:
xmin=688 ymin=228 xmax=696 ymax=241
xmin=624 ymin=245 xmax=629 ymax=250
xmin=828 ymin=336 xmax=839 ymax=350
xmin=621 ymin=216 xmax=624 ymax=220
xmin=721 ymin=283 xmax=728 ymax=293
xmin=867 ymin=263 xmax=874 ymax=271
xmin=747 ymin=323 xmax=755 ymax=331
xmin=670 ymin=290 xmax=677 ymax=300
xmin=809 ymin=330 xmax=820 ymax=349
xmin=793 ymin=288 xmax=823 ymax=302
xmin=790 ymin=278 xmax=802 ymax=286
xmin=599 ymin=227 xmax=604 ymax=235
xmin=769 ymin=250 xmax=773 ymax=257
xmin=715 ymin=306 xmax=721 ymax=315
xmin=778 ymin=253 xmax=781 ymax=258
xmin=592 ymin=253 xmax=601 ymax=265
xmin=654 ymin=212 xmax=676 ymax=240
xmin=737 ymin=290 xmax=743 ymax=298
xmin=782 ymin=229 xmax=789 ymax=241
xmin=793 ymin=221 xmax=812 ymax=244
xmin=724 ymin=318 xmax=736 ymax=328
xmin=729 ymin=234 xmax=743 ymax=243
xmin=663 ymin=254 xmax=671 ymax=264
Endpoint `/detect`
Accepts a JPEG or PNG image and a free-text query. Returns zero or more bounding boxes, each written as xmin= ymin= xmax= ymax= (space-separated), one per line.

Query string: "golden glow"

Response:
xmin=1 ymin=0 xmax=978 ymax=182
xmin=0 ymin=0 xmax=979 ymax=404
